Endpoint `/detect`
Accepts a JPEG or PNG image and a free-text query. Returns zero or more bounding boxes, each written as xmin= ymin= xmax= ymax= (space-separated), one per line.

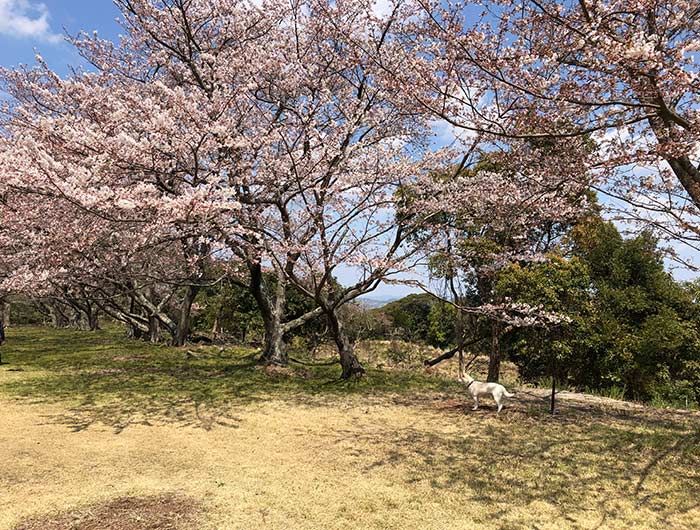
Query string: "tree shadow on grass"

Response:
xmin=0 ymin=326 xmax=459 ymax=432
xmin=350 ymin=393 xmax=700 ymax=529
xmin=420 ymin=387 xmax=700 ymax=432
xmin=5 ymin=358 xmax=316 ymax=432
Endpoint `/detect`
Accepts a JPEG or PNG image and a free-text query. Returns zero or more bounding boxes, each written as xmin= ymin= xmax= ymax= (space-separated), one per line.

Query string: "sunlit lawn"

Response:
xmin=1 ymin=326 xmax=699 ymax=530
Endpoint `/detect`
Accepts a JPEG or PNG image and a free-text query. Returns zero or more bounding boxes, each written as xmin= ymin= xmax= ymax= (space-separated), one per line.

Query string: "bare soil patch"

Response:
xmin=13 ymin=494 xmax=200 ymax=530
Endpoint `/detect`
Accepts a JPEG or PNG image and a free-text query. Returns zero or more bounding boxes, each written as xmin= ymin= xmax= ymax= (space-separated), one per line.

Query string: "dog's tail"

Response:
xmin=503 ymin=390 xmax=515 ymax=398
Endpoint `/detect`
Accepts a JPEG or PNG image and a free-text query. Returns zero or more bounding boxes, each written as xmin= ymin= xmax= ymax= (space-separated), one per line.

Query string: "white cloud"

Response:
xmin=0 ymin=0 xmax=62 ymax=42
xmin=373 ymin=0 xmax=393 ymax=19
xmin=430 ymin=119 xmax=478 ymax=149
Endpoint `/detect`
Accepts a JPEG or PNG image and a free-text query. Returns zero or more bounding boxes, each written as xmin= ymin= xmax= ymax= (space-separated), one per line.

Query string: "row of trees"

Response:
xmin=1 ymin=0 xmax=698 ymax=381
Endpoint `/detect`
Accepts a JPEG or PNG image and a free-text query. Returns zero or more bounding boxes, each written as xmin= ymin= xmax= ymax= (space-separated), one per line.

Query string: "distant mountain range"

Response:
xmin=356 ymin=296 xmax=401 ymax=309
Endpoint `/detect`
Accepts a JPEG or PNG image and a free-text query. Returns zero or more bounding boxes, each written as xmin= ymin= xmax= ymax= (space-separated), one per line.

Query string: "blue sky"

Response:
xmin=0 ymin=0 xmax=121 ymax=73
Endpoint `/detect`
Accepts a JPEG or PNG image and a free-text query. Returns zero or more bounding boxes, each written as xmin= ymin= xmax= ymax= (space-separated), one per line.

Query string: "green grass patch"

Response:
xmin=0 ymin=326 xmax=460 ymax=409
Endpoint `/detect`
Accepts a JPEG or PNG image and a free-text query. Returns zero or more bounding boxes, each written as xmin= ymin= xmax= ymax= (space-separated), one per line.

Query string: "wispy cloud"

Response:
xmin=0 ymin=0 xmax=62 ymax=43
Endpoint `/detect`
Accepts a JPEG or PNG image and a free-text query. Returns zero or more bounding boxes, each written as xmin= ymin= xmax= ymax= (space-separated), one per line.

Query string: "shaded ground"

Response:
xmin=1 ymin=327 xmax=699 ymax=529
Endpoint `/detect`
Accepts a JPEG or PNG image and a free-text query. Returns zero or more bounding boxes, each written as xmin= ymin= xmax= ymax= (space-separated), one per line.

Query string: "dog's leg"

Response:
xmin=472 ymin=396 xmax=479 ymax=410
xmin=494 ymin=391 xmax=504 ymax=413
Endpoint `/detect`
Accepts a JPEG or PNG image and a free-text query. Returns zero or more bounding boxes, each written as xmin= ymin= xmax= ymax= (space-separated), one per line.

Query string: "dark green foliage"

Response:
xmin=371 ymin=294 xmax=459 ymax=349
xmin=6 ymin=299 xmax=46 ymax=326
xmin=382 ymin=294 xmax=432 ymax=342
xmin=495 ymin=255 xmax=593 ymax=387
xmin=191 ymin=281 xmax=263 ymax=342
xmin=570 ymin=219 xmax=700 ymax=403
xmin=500 ymin=215 xmax=700 ymax=407
xmin=426 ymin=302 xmax=458 ymax=348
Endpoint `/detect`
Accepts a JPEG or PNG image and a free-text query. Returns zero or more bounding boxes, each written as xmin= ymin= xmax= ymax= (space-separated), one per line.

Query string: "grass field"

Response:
xmin=1 ymin=326 xmax=699 ymax=529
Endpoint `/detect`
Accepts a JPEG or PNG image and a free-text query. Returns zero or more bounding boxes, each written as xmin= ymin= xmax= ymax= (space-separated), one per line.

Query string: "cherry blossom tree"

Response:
xmin=404 ymin=0 xmax=700 ymax=264
xmin=223 ymin=0 xmax=450 ymax=377
xmin=404 ymin=136 xmax=591 ymax=380
xmin=97 ymin=0 xmax=456 ymax=376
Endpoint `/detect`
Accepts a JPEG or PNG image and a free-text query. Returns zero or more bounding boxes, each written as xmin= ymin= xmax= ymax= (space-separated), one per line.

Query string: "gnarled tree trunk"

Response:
xmin=262 ymin=308 xmax=286 ymax=365
xmin=85 ymin=308 xmax=100 ymax=331
xmin=249 ymin=263 xmax=288 ymax=365
xmin=325 ymin=305 xmax=365 ymax=380
xmin=148 ymin=315 xmax=161 ymax=343
xmin=48 ymin=301 xmax=70 ymax=328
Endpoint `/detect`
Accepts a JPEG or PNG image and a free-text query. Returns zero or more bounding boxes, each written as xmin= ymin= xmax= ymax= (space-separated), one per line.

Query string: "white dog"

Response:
xmin=458 ymin=370 xmax=514 ymax=413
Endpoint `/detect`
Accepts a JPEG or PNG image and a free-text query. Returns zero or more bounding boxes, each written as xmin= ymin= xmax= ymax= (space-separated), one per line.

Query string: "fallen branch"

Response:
xmin=423 ymin=335 xmax=487 ymax=367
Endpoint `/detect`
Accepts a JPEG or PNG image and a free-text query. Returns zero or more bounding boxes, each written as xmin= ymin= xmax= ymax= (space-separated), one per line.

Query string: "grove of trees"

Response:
xmin=0 ymin=0 xmax=698 ymax=396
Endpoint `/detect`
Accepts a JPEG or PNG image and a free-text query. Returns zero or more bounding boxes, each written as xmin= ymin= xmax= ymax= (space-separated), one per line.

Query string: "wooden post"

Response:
xmin=550 ymin=376 xmax=556 ymax=415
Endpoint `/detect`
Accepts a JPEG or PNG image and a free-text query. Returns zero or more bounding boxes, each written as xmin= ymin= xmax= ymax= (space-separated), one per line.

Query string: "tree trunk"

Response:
xmin=262 ymin=309 xmax=286 ymax=365
xmin=87 ymin=308 xmax=99 ymax=331
xmin=326 ymin=307 xmax=365 ymax=379
xmin=633 ymin=79 xmax=700 ymax=210
xmin=76 ymin=302 xmax=99 ymax=331
xmin=174 ymin=285 xmax=199 ymax=347
xmin=487 ymin=321 xmax=501 ymax=382
xmin=116 ymin=297 xmax=147 ymax=339
xmin=71 ymin=309 xmax=84 ymax=330
xmin=148 ymin=315 xmax=160 ymax=343
xmin=249 ymin=263 xmax=288 ymax=365
xmin=49 ymin=302 xmax=69 ymax=328
xmin=2 ymin=301 xmax=10 ymax=328
xmin=127 ymin=322 xmax=145 ymax=340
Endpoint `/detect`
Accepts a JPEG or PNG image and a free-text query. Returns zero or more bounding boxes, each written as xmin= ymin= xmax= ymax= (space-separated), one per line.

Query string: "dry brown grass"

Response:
xmin=1 ymin=391 xmax=699 ymax=530
xmin=1 ymin=328 xmax=699 ymax=529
